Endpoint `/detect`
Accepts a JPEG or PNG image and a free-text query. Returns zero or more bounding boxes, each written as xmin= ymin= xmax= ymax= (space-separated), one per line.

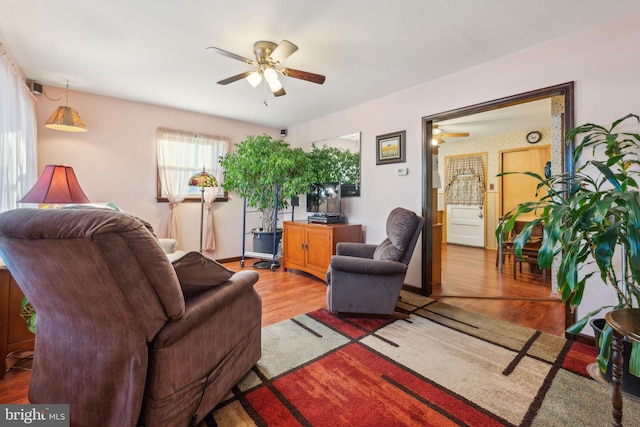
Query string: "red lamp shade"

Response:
xmin=19 ymin=164 xmax=90 ymax=204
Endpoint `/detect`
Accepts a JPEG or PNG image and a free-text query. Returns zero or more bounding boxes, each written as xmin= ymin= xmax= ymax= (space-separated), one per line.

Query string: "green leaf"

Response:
xmin=591 ymin=161 xmax=622 ymax=190
xmin=611 ymin=113 xmax=640 ymax=129
xmin=597 ymin=324 xmax=613 ymax=374
xmin=566 ymin=306 xmax=610 ymax=334
xmin=631 ymin=341 xmax=640 ymax=377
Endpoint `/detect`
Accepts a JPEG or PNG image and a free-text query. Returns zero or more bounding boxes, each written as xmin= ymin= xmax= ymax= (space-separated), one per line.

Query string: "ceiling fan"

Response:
xmin=432 ymin=125 xmax=470 ymax=144
xmin=206 ymin=40 xmax=326 ymax=98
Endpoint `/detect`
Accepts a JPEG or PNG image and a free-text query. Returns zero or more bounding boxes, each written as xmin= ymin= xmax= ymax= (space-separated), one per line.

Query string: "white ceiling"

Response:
xmin=2 ymin=1 xmax=640 ymax=129
xmin=434 ymin=98 xmax=552 ymax=143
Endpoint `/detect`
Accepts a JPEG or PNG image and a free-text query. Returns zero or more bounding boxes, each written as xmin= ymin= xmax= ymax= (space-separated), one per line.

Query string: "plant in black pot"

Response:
xmin=220 ymin=134 xmax=313 ymax=260
xmin=497 ymin=114 xmax=640 ymax=394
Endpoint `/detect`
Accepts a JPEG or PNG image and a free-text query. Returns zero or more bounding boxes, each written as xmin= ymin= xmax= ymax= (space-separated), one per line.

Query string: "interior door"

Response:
xmin=500 ymin=146 xmax=551 ymax=217
xmin=446 ymin=204 xmax=485 ymax=247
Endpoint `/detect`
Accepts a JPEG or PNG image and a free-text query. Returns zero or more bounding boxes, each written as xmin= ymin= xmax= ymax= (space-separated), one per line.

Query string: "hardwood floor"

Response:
xmin=0 ymin=243 xmax=567 ymax=404
xmin=432 ymin=243 xmax=567 ymax=337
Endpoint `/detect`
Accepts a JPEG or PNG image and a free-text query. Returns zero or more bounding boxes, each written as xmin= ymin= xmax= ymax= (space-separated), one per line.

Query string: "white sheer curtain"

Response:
xmin=0 ymin=42 xmax=37 ymax=213
xmin=157 ymin=129 xmax=194 ymax=241
xmin=156 ymin=128 xmax=229 ymax=248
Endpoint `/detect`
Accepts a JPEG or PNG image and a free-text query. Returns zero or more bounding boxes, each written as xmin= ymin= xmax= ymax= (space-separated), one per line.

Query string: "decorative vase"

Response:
xmin=591 ymin=318 xmax=640 ymax=397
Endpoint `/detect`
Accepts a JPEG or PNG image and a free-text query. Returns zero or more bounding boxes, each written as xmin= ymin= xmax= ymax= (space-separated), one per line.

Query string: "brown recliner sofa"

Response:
xmin=0 ymin=208 xmax=261 ymax=427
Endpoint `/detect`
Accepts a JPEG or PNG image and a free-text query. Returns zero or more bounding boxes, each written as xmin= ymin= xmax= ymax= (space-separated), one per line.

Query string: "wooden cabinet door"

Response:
xmin=0 ymin=269 xmax=35 ymax=378
xmin=500 ymin=146 xmax=550 ymax=217
xmin=283 ymin=223 xmax=306 ymax=269
xmin=305 ymin=227 xmax=333 ymax=275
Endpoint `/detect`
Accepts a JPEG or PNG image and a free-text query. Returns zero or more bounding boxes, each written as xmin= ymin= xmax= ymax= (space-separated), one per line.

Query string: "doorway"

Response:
xmin=420 ymin=82 xmax=574 ymax=330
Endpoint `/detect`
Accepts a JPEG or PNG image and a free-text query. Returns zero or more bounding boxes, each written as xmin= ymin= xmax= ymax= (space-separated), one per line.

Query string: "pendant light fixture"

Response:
xmin=44 ymin=81 xmax=87 ymax=132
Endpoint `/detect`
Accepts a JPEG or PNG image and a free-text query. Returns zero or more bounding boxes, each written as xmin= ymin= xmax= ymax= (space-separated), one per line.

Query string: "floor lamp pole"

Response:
xmin=199 ymin=187 xmax=205 ymax=252
xmin=188 ymin=168 xmax=217 ymax=254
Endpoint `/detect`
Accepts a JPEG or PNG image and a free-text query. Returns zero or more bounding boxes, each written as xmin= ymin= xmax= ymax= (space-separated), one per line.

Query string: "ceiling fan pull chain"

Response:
xmin=263 ymin=79 xmax=268 ymax=106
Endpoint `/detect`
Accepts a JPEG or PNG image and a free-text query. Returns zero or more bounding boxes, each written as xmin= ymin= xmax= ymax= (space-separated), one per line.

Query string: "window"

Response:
xmin=0 ymin=43 xmax=37 ymax=213
xmin=156 ymin=128 xmax=229 ymax=202
xmin=444 ymin=154 xmax=486 ymax=205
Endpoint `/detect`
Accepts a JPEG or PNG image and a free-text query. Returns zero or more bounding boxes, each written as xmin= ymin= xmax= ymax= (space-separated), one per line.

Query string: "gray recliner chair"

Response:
xmin=326 ymin=207 xmax=425 ymax=316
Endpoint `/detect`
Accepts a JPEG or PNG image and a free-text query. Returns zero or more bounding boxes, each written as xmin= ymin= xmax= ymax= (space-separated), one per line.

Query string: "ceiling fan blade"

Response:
xmin=280 ymin=68 xmax=326 ymax=84
xmin=440 ymin=132 xmax=470 ymax=138
xmin=206 ymin=46 xmax=256 ymax=65
xmin=433 ymin=136 xmax=445 ymax=144
xmin=270 ymin=40 xmax=298 ymax=64
xmin=217 ymin=71 xmax=253 ymax=85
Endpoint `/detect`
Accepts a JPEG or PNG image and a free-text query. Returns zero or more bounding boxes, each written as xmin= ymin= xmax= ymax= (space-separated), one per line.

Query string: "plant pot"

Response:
xmin=591 ymin=318 xmax=640 ymax=397
xmin=252 ymin=228 xmax=283 ymax=256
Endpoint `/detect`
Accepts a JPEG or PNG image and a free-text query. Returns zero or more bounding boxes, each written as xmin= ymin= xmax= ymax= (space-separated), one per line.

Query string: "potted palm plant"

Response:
xmin=220 ymin=134 xmax=314 ymax=254
xmin=497 ymin=114 xmax=640 ymax=393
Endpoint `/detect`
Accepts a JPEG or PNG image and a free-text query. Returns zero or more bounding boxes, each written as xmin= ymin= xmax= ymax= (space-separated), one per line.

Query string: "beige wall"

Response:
xmin=34 ymin=90 xmax=278 ymax=259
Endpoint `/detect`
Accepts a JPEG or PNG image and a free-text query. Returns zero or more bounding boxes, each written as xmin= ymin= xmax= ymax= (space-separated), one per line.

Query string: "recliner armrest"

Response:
xmin=336 ymin=242 xmax=377 ymax=258
xmin=329 ymin=255 xmax=407 ymax=276
xmin=152 ymin=270 xmax=259 ymax=348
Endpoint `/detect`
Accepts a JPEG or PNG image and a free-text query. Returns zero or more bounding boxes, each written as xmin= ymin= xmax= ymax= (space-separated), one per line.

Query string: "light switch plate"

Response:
xmin=396 ymin=167 xmax=408 ymax=176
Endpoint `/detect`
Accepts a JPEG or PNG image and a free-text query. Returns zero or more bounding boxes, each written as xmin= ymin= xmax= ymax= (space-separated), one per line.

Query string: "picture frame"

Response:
xmin=376 ymin=130 xmax=406 ymax=165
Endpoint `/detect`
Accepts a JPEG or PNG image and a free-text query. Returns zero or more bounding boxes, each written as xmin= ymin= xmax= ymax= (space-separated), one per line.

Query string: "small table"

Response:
xmin=605 ymin=308 xmax=640 ymax=426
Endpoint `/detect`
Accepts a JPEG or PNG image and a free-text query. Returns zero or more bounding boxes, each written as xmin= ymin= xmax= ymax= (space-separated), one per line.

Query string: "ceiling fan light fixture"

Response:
xmin=264 ymin=66 xmax=283 ymax=92
xmin=267 ymin=77 xmax=283 ymax=93
xmin=263 ymin=67 xmax=279 ymax=84
xmin=246 ymin=71 xmax=262 ymax=88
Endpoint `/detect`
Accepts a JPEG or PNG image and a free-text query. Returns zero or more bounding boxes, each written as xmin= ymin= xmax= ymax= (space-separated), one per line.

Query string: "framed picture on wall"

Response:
xmin=376 ymin=130 xmax=406 ymax=165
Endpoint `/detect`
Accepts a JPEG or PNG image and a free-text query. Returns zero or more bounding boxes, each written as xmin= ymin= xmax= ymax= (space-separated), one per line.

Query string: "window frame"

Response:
xmin=156 ymin=128 xmax=229 ymax=203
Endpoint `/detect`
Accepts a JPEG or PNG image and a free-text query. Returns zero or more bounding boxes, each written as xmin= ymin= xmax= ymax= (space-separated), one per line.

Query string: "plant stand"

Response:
xmin=605 ymin=308 xmax=640 ymax=427
xmin=240 ymin=187 xmax=281 ymax=271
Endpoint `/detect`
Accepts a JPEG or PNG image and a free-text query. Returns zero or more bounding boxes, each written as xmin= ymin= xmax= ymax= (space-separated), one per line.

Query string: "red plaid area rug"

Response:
xmin=210 ymin=292 xmax=640 ymax=426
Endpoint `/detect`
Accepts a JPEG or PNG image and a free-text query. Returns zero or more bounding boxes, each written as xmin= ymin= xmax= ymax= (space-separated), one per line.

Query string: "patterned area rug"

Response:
xmin=211 ymin=292 xmax=640 ymax=426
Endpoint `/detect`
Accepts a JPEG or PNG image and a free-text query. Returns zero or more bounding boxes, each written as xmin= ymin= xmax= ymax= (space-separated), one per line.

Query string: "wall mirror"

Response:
xmin=308 ymin=132 xmax=361 ymax=197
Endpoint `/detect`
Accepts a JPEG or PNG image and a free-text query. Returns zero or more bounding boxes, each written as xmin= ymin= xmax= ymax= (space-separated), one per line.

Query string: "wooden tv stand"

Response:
xmin=283 ymin=221 xmax=362 ymax=280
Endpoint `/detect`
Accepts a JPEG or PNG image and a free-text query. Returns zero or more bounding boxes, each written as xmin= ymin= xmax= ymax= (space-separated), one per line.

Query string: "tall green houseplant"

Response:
xmin=498 ymin=114 xmax=640 ymax=377
xmin=220 ymin=134 xmax=313 ymax=232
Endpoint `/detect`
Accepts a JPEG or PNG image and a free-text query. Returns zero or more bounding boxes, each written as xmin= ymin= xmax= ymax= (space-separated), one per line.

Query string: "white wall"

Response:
xmin=34 ymin=90 xmax=279 ymax=259
xmin=286 ymin=12 xmax=640 ymax=324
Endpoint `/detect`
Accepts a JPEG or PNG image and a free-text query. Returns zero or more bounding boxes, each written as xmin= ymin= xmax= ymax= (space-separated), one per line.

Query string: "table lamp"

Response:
xmin=19 ymin=164 xmax=90 ymax=206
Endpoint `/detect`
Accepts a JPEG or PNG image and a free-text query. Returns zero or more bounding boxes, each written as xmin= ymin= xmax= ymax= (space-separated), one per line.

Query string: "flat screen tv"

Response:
xmin=307 ymin=182 xmax=341 ymax=216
